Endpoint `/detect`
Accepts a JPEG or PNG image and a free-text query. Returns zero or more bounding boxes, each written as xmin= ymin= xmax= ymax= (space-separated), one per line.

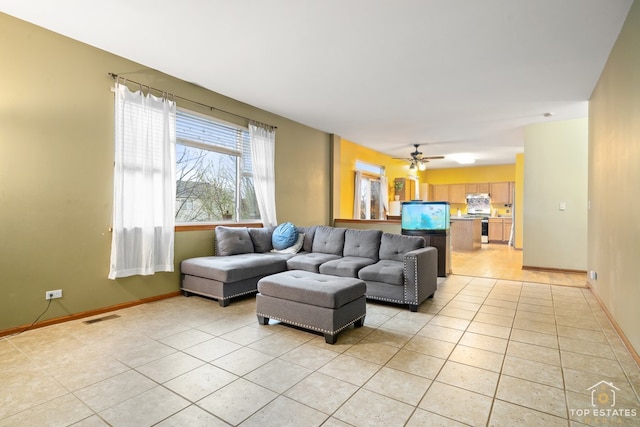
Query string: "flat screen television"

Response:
xmin=401 ymin=201 xmax=450 ymax=234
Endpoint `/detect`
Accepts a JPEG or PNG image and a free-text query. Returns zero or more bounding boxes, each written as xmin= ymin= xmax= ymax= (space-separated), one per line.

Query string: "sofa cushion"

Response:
xmin=319 ymin=256 xmax=377 ymax=278
xmin=248 ymin=227 xmax=274 ymax=253
xmin=181 ymin=253 xmax=286 ymax=283
xmin=272 ymin=222 xmax=299 ymax=250
xmin=343 ymin=229 xmax=382 ymax=260
xmin=286 ymin=252 xmax=341 ymax=273
xmin=296 ymin=225 xmax=317 ymax=253
xmin=215 ymin=226 xmax=254 ymax=256
xmin=311 ymin=226 xmax=346 ymax=255
xmin=379 ymin=233 xmax=424 ymax=261
xmin=358 ymin=259 xmax=404 ymax=286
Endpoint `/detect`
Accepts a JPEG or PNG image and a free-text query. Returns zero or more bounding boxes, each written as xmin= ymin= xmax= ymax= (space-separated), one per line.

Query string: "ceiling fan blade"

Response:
xmin=393 ymin=144 xmax=443 ymax=165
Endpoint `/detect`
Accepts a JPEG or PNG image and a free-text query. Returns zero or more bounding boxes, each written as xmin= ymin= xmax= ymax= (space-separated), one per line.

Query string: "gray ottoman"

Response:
xmin=256 ymin=270 xmax=366 ymax=344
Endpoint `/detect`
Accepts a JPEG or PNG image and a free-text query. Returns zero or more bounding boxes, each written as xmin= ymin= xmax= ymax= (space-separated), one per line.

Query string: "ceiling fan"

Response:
xmin=394 ymin=144 xmax=445 ymax=170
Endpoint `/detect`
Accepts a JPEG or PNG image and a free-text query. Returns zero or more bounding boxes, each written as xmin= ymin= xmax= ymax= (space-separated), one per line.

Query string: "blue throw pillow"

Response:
xmin=272 ymin=222 xmax=299 ymax=250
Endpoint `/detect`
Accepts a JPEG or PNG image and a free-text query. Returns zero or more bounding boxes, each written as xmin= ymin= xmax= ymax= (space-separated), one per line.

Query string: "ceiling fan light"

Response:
xmin=418 ymin=162 xmax=427 ymax=171
xmin=409 ymin=162 xmax=416 ymax=170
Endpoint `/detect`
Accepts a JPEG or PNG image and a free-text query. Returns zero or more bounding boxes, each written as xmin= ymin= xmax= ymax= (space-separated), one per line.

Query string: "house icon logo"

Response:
xmin=571 ymin=380 xmax=637 ymax=421
xmin=587 ymin=381 xmax=619 ymax=407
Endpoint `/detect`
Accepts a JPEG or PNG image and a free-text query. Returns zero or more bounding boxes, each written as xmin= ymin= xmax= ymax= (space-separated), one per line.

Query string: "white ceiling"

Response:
xmin=1 ymin=0 xmax=633 ymax=169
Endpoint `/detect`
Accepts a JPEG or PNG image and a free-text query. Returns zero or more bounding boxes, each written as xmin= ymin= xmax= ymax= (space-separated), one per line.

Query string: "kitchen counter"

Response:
xmin=450 ymin=217 xmax=482 ymax=252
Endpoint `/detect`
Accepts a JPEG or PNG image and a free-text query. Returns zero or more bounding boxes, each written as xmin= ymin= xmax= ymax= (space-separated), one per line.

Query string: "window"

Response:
xmin=175 ymin=110 xmax=259 ymax=223
xmin=355 ymin=160 xmax=384 ymax=176
xmin=357 ymin=176 xmax=383 ymax=219
xmin=355 ymin=161 xmax=386 ymax=220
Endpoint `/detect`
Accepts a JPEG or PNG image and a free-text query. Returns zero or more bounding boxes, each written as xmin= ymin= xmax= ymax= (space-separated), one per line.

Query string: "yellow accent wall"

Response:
xmin=422 ymin=164 xmax=516 ymax=184
xmin=588 ymin=1 xmax=640 ymax=354
xmin=0 ymin=13 xmax=331 ymax=332
xmin=337 ymin=139 xmax=411 ymax=219
xmin=514 ymin=154 xmax=524 ymax=249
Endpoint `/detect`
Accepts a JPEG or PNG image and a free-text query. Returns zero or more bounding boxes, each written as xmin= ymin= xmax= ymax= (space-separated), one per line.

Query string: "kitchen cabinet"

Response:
xmin=477 ymin=182 xmax=490 ymax=193
xmin=490 ymin=182 xmax=514 ymax=204
xmin=430 ymin=181 xmax=511 ymax=203
xmin=448 ymin=184 xmax=466 ymax=204
xmin=465 ymin=182 xmax=489 ymax=194
xmin=502 ymin=218 xmax=513 ymax=243
xmin=432 ymin=184 xmax=449 ymax=202
xmin=488 ymin=218 xmax=504 ymax=242
xmin=488 ymin=217 xmax=512 ymax=242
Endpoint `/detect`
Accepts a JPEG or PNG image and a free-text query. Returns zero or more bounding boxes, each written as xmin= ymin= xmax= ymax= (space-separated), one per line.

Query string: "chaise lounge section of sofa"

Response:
xmin=180 ymin=224 xmax=438 ymax=311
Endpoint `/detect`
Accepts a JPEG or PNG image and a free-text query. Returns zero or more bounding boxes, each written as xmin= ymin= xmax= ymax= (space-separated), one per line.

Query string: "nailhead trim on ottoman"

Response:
xmin=256 ymin=270 xmax=366 ymax=344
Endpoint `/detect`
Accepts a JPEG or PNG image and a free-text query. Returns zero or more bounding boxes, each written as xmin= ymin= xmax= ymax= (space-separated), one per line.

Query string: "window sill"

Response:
xmin=175 ymin=222 xmax=263 ymax=232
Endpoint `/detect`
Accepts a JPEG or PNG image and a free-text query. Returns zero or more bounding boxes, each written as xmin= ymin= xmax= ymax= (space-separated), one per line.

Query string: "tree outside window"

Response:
xmin=355 ymin=161 xmax=385 ymax=220
xmin=175 ymin=110 xmax=259 ymax=223
xmin=358 ymin=177 xmax=382 ymax=220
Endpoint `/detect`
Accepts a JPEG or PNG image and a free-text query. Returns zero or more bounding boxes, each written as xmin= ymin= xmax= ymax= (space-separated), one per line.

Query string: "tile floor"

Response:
xmin=451 ymin=244 xmax=588 ymax=287
xmin=1 ymin=275 xmax=639 ymax=426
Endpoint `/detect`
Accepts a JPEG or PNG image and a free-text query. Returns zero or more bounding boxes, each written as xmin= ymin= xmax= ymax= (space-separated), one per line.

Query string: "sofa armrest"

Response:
xmin=403 ymin=246 xmax=438 ymax=309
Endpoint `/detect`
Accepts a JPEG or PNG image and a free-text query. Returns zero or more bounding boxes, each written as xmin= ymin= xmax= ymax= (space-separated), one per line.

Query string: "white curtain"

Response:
xmin=353 ymin=171 xmax=362 ymax=219
xmin=379 ymin=175 xmax=389 ymax=219
xmin=109 ymin=83 xmax=176 ymax=279
xmin=249 ymin=122 xmax=277 ymax=227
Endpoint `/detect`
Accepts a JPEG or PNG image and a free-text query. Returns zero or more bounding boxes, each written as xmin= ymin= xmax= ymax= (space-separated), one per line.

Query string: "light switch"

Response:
xmin=559 ymin=202 xmax=566 ymax=211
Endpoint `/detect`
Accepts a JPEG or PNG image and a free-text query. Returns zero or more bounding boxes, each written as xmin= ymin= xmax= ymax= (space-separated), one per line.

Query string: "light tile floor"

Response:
xmin=451 ymin=244 xmax=588 ymax=287
xmin=1 ymin=275 xmax=639 ymax=426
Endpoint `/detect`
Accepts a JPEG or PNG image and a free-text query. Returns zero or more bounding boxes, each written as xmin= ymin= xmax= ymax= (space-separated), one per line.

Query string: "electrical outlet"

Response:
xmin=589 ymin=271 xmax=597 ymax=280
xmin=45 ymin=289 xmax=62 ymax=300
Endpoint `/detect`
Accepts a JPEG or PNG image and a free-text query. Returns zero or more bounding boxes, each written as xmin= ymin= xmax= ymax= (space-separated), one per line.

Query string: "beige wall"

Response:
xmin=0 ymin=13 xmax=331 ymax=331
xmin=523 ymin=119 xmax=588 ymax=271
xmin=588 ymin=1 xmax=640 ymax=353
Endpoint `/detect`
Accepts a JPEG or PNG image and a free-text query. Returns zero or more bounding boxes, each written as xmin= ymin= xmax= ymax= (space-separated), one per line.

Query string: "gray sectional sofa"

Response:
xmin=180 ymin=225 xmax=438 ymax=311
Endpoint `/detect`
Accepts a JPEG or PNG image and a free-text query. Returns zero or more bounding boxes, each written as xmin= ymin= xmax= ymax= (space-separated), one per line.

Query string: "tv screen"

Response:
xmin=401 ymin=201 xmax=450 ymax=232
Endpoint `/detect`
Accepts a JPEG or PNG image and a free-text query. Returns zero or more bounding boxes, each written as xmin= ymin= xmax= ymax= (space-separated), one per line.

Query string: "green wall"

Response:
xmin=0 ymin=13 xmax=331 ymax=332
xmin=588 ymin=1 xmax=640 ymax=354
